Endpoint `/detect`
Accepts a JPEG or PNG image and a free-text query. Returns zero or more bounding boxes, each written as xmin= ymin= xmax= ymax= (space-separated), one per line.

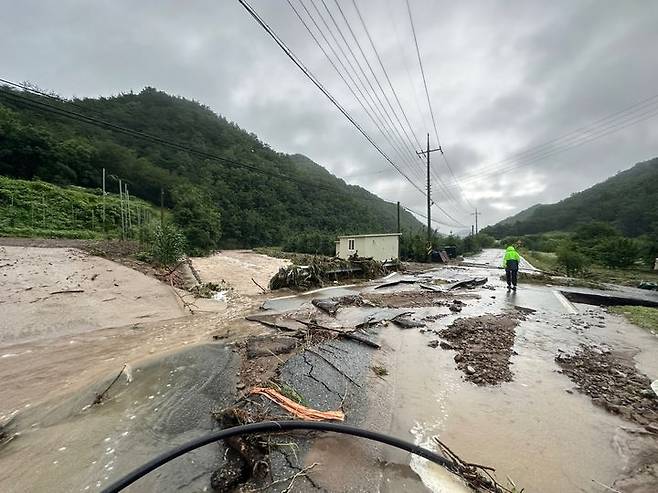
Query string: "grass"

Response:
xmin=0 ymin=176 xmax=161 ymax=240
xmin=521 ymin=248 xmax=658 ymax=288
xmin=519 ymin=249 xmax=558 ymax=272
xmin=609 ymin=306 xmax=658 ymax=332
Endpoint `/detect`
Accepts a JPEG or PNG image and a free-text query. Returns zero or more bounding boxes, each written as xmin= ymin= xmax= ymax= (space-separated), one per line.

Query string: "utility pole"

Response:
xmin=471 ymin=208 xmax=482 ymax=234
xmin=416 ymin=133 xmax=441 ymax=245
xmin=471 ymin=225 xmax=475 ymax=237
xmin=160 ymin=187 xmax=165 ymax=227
xmin=396 ymin=201 xmax=400 ymax=234
xmin=102 ymin=168 xmax=106 ymax=231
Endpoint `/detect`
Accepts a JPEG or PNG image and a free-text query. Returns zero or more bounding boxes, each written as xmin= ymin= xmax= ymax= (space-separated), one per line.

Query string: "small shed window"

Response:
xmin=348 ymin=239 xmax=355 ymax=250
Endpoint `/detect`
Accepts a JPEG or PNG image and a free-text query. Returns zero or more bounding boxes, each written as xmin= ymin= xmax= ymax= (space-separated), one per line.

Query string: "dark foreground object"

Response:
xmin=100 ymin=420 xmax=452 ymax=493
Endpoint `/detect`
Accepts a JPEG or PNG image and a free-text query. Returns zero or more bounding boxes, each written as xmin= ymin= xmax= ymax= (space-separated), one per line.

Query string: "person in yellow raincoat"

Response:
xmin=502 ymin=246 xmax=520 ymax=290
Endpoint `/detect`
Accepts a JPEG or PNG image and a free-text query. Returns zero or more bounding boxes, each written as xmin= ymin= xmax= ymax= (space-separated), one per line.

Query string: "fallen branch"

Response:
xmin=295 ymin=320 xmax=380 ymax=349
xmin=50 ymin=289 xmax=85 ymax=295
xmin=250 ymin=387 xmax=345 ymax=421
xmin=251 ymin=278 xmax=267 ymax=294
xmin=93 ymin=364 xmax=127 ymax=405
xmin=433 ymin=436 xmax=519 ymax=493
xmin=305 ymin=348 xmax=361 ymax=388
xmin=248 ymin=462 xmax=319 ymax=492
xmin=245 ymin=316 xmax=299 ymax=333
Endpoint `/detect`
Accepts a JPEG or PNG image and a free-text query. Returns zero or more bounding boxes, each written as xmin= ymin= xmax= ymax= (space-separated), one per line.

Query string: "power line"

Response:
xmin=443 ymin=99 xmax=658 ymax=188
xmin=403 ymin=0 xmax=472 ymax=213
xmin=288 ymin=0 xmax=425 ymax=185
xmin=326 ymin=0 xmax=430 ymax=185
xmin=348 ymin=0 xmax=468 ymax=215
xmin=238 ymin=0 xmax=427 ymax=197
xmin=448 ymin=92 xmax=658 ymax=184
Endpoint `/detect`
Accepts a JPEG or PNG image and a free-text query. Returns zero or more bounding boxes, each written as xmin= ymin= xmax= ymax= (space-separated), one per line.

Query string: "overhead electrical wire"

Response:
xmin=348 ymin=0 xmax=470 ymax=215
xmin=404 ymin=0 xmax=473 ymax=213
xmin=287 ymin=0 xmax=425 ymax=186
xmin=317 ymin=0 xmax=427 ymax=185
xmin=443 ymin=96 xmax=658 ymax=188
xmin=237 ymin=0 xmax=429 ymax=199
xmin=446 ymin=92 xmax=658 ymax=184
xmin=240 ymin=0 xmax=466 ymax=227
xmin=318 ymin=0 xmax=467 ymax=225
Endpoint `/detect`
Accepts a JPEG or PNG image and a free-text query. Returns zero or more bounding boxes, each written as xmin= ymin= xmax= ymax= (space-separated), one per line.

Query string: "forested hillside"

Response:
xmin=483 ymin=157 xmax=658 ymax=238
xmin=0 ymin=86 xmax=423 ymax=252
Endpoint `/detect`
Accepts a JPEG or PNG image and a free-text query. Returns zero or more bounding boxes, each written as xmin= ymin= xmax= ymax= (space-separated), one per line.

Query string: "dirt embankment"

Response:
xmin=433 ymin=312 xmax=525 ymax=385
xmin=556 ymin=346 xmax=658 ymax=430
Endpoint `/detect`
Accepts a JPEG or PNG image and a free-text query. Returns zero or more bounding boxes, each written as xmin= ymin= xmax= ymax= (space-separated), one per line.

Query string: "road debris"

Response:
xmin=556 ymin=345 xmax=658 ymax=427
xmin=311 ymin=294 xmax=370 ymax=316
xmin=447 ymin=277 xmax=488 ymax=290
xmin=433 ymin=436 xmax=521 ymax=493
xmin=250 ymin=387 xmax=345 ymax=421
xmin=92 ymin=364 xmax=127 ymax=405
xmin=438 ymin=313 xmax=524 ymax=385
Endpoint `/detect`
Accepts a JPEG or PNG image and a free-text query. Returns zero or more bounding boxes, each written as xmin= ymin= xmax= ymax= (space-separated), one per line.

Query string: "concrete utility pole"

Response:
xmin=471 ymin=208 xmax=482 ymax=234
xmin=416 ymin=133 xmax=441 ymax=245
xmin=102 ymin=168 xmax=106 ymax=231
xmin=160 ymin=187 xmax=165 ymax=227
xmin=396 ymin=201 xmax=400 ymax=234
xmin=471 ymin=225 xmax=475 ymax=236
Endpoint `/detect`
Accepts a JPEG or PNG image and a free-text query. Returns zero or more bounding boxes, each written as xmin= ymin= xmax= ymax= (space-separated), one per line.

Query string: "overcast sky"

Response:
xmin=2 ymin=0 xmax=657 ymax=232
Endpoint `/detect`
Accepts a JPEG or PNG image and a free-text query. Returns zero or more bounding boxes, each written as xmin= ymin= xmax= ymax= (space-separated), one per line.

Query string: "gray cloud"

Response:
xmin=1 ymin=0 xmax=657 ymax=232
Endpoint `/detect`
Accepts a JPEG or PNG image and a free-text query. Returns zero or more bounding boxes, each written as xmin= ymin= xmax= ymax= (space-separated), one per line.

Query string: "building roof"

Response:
xmin=337 ymin=233 xmax=402 ymax=239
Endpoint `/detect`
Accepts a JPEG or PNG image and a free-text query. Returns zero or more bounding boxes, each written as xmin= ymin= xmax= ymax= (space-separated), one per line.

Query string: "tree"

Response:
xmin=597 ymin=237 xmax=639 ymax=268
xmin=171 ymin=184 xmax=221 ymax=254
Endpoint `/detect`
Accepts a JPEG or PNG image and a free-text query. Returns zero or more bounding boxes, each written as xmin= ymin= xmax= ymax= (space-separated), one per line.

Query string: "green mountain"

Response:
xmin=0 ymin=86 xmax=423 ymax=251
xmin=482 ymin=157 xmax=658 ymax=238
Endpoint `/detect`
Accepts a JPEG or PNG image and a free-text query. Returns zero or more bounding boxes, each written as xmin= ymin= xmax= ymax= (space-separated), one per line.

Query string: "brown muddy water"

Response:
xmin=279 ymin=269 xmax=658 ymax=492
xmin=1 ymin=262 xmax=657 ymax=492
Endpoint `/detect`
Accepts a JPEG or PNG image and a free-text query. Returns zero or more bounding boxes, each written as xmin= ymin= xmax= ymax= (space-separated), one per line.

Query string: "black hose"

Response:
xmin=100 ymin=420 xmax=451 ymax=493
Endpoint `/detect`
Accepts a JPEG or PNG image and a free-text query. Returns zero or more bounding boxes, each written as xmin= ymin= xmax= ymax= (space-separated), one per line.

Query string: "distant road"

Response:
xmin=466 ymin=248 xmax=539 ymax=271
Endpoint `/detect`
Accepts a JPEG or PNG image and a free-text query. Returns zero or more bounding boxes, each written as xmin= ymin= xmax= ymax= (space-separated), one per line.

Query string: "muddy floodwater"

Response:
xmin=1 ymin=248 xmax=657 ymax=492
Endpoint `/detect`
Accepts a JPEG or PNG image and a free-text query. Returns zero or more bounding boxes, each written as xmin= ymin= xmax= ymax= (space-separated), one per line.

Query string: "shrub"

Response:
xmin=597 ymin=237 xmax=640 ymax=268
xmin=151 ymin=224 xmax=186 ymax=266
xmin=556 ymin=242 xmax=589 ymax=276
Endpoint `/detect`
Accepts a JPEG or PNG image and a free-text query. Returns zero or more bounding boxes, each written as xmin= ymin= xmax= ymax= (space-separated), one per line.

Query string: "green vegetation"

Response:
xmin=0 ymin=175 xmax=159 ymax=239
xmin=497 ymin=221 xmax=657 ymax=286
xmin=0 ymin=86 xmax=424 ymax=253
xmin=483 ymin=157 xmax=658 ymax=238
xmin=609 ymin=306 xmax=658 ymax=332
xmin=400 ymin=231 xmax=495 ymax=261
xmin=150 ymin=224 xmax=186 ymax=267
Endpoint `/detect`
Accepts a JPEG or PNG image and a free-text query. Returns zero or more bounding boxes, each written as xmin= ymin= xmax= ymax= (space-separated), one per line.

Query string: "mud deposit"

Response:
xmin=437 ymin=313 xmax=523 ymax=385
xmin=556 ymin=345 xmax=658 ymax=428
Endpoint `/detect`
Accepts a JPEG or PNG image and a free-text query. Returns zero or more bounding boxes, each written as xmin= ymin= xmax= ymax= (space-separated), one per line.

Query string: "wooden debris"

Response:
xmin=250 ymin=387 xmax=345 ymax=421
xmin=49 ymin=289 xmax=85 ymax=295
xmin=433 ymin=436 xmax=521 ymax=492
xmin=251 ymin=277 xmax=267 ymax=293
xmin=93 ymin=364 xmax=127 ymax=405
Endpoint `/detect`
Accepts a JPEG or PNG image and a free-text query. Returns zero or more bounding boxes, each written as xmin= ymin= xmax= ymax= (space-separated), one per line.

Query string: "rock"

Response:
xmin=466 ymin=365 xmax=476 ymax=375
xmin=439 ymin=341 xmax=455 ymax=350
xmin=454 ymin=353 xmax=463 ymax=363
xmin=652 ymin=380 xmax=658 ymax=398
xmin=449 ymin=304 xmax=462 ymax=313
xmin=645 ymin=423 xmax=658 ymax=434
xmin=236 ymin=382 xmax=246 ymax=390
xmin=427 ymin=340 xmax=439 ymax=348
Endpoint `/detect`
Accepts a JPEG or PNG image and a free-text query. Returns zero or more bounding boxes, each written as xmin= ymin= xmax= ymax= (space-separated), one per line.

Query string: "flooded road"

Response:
xmin=1 ymin=248 xmax=657 ymax=492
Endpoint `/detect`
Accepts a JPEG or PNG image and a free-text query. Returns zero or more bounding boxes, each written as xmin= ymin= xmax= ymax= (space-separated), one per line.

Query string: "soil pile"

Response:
xmin=438 ymin=313 xmax=523 ymax=385
xmin=556 ymin=346 xmax=658 ymax=428
xmin=365 ymin=290 xmax=476 ymax=309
